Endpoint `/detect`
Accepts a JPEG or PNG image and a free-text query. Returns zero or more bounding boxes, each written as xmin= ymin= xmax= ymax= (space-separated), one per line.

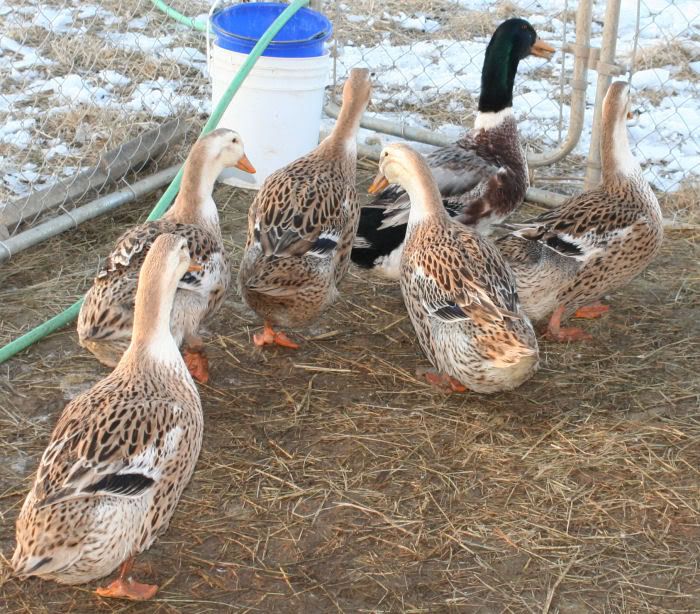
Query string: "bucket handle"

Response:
xmin=206 ymin=0 xmax=224 ymax=77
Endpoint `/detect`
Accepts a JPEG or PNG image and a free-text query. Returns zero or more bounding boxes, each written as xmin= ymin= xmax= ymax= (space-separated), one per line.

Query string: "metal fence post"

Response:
xmin=584 ymin=0 xmax=623 ymax=188
xmin=527 ymin=0 xmax=592 ymax=168
xmin=327 ymin=0 xmax=594 ymax=171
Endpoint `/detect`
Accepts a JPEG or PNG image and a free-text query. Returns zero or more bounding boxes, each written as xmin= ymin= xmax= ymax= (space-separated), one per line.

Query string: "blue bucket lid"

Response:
xmin=211 ymin=2 xmax=333 ymax=58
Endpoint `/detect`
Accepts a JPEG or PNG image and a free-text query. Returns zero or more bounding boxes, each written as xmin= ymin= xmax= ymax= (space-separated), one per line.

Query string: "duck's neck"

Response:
xmin=474 ymin=106 xmax=515 ymax=132
xmin=167 ymin=151 xmax=221 ymax=228
xmin=404 ymin=169 xmax=448 ymax=229
xmin=127 ymin=275 xmax=180 ymax=365
xmin=477 ymin=37 xmax=519 ymax=115
xmin=601 ymin=113 xmax=640 ymax=184
xmin=322 ymin=95 xmax=365 ymax=158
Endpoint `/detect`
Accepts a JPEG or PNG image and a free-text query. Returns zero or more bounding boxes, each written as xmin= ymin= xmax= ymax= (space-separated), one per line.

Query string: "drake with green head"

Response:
xmin=351 ymin=18 xmax=555 ymax=279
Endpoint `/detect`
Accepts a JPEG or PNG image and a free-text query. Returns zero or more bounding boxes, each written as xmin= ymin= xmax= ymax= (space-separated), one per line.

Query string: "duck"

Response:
xmin=238 ymin=68 xmax=371 ymax=348
xmin=13 ymin=234 xmax=203 ymax=600
xmin=351 ymin=18 xmax=555 ymax=279
xmin=369 ymin=143 xmax=539 ymax=393
xmin=77 ymin=128 xmax=255 ymax=383
xmin=495 ymin=81 xmax=664 ymax=342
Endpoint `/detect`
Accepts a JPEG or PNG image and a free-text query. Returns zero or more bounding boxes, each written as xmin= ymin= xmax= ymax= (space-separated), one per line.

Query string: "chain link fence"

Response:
xmin=1 ymin=0 xmax=698 ymax=253
xmin=624 ymin=0 xmax=700 ymax=192
xmin=331 ymin=0 xmax=700 ymax=194
xmin=0 ymin=0 xmax=213 ymax=243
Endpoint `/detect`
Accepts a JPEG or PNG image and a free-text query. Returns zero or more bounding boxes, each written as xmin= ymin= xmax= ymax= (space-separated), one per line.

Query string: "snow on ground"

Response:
xmin=0 ymin=0 xmax=698 ymax=202
xmin=0 ymin=1 xmax=210 ymax=199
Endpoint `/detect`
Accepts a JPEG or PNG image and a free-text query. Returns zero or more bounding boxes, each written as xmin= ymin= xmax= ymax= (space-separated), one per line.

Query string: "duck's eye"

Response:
xmin=232 ymin=137 xmax=238 ymax=144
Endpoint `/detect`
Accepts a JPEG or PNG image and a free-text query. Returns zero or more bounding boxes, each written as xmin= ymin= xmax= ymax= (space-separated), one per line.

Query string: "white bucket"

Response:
xmin=210 ymin=44 xmax=330 ymax=190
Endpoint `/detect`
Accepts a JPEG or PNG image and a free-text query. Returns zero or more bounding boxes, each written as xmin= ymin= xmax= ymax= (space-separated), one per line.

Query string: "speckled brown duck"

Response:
xmin=77 ymin=129 xmax=255 ymax=382
xmin=369 ymin=143 xmax=539 ymax=394
xmin=13 ymin=234 xmax=203 ymax=601
xmin=238 ymin=68 xmax=372 ymax=349
xmin=496 ymin=81 xmax=664 ymax=342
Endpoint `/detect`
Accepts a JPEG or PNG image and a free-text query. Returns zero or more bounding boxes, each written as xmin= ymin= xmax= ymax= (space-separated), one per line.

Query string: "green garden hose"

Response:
xmin=0 ymin=0 xmax=310 ymax=365
xmin=150 ymin=0 xmax=207 ymax=32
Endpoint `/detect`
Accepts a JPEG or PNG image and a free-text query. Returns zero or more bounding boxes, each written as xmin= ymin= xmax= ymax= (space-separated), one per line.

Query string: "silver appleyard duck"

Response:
xmin=496 ymin=81 xmax=664 ymax=342
xmin=78 ymin=129 xmax=255 ymax=383
xmin=238 ymin=68 xmax=371 ymax=348
xmin=13 ymin=234 xmax=203 ymax=600
xmin=352 ymin=18 xmax=555 ymax=278
xmin=369 ymin=143 xmax=539 ymax=394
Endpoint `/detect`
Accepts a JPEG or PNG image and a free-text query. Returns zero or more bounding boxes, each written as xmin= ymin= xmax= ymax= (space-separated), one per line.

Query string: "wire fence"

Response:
xmin=0 ymin=0 xmax=211 ymax=240
xmin=331 ymin=0 xmax=700 ymax=194
xmin=1 ymin=0 xmax=698 ymax=249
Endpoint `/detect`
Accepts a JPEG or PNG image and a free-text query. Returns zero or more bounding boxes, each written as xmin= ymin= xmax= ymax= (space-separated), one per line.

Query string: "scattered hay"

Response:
xmin=0 ymin=168 xmax=698 ymax=612
xmin=632 ymin=40 xmax=700 ymax=82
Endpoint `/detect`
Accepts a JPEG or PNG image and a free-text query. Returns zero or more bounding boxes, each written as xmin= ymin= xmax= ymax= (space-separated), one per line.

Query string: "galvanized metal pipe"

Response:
xmin=0 ymin=166 xmax=180 ymax=264
xmin=324 ymin=102 xmax=451 ymax=148
xmin=584 ymin=0 xmax=622 ymax=188
xmin=527 ymin=0 xmax=593 ymax=167
xmin=342 ymin=135 xmax=568 ymax=208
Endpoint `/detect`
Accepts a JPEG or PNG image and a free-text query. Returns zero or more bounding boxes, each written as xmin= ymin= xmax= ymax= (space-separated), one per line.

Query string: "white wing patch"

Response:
xmin=374 ymin=245 xmax=404 ymax=280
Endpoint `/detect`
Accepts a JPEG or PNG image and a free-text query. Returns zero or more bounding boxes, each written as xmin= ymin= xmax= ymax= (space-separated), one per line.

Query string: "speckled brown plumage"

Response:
xmin=13 ymin=235 xmax=202 ymax=590
xmin=372 ymin=143 xmax=539 ymax=393
xmin=77 ymin=129 xmax=250 ymax=367
xmin=497 ymin=82 xmax=663 ymax=335
xmin=238 ymin=69 xmax=371 ymax=337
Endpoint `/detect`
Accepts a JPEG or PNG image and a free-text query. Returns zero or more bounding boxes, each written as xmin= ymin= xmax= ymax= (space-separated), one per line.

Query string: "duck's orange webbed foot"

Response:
xmin=573 ymin=303 xmax=610 ymax=319
xmin=416 ymin=367 xmax=468 ymax=393
xmin=253 ymin=323 xmax=300 ymax=349
xmin=544 ymin=326 xmax=593 ymax=342
xmin=95 ymin=559 xmax=158 ymax=601
xmin=545 ymin=305 xmax=592 ymax=342
xmin=183 ymin=348 xmax=209 ymax=384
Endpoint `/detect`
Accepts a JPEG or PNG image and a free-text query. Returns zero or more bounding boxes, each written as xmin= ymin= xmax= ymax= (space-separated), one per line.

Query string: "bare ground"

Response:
xmin=0 ymin=164 xmax=699 ymax=613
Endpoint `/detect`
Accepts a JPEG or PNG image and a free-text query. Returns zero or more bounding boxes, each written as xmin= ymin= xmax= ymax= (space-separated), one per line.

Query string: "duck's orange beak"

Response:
xmin=531 ymin=38 xmax=555 ymax=60
xmin=235 ymin=154 xmax=256 ymax=174
xmin=188 ymin=262 xmax=203 ymax=272
xmin=368 ymin=172 xmax=389 ymax=195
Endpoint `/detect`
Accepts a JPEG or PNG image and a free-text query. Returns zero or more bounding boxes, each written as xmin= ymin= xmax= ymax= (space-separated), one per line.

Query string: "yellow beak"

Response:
xmin=530 ymin=38 xmax=556 ymax=60
xmin=368 ymin=172 xmax=390 ymax=195
xmin=187 ymin=262 xmax=203 ymax=272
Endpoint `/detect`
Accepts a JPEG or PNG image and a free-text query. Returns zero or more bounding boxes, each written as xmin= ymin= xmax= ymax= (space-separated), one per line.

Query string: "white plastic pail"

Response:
xmin=210 ymin=44 xmax=330 ymax=189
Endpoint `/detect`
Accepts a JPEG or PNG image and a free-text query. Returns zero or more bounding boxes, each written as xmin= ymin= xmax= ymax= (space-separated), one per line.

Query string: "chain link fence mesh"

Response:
xmin=331 ymin=0 xmax=700 ymax=193
xmin=0 ymin=0 xmax=212 ymax=238
xmin=624 ymin=0 xmax=700 ymax=192
xmin=1 ymin=0 xmax=698 ymax=242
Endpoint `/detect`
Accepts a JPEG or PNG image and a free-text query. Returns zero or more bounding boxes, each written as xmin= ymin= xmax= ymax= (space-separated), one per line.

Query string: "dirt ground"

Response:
xmin=0 ymin=163 xmax=698 ymax=613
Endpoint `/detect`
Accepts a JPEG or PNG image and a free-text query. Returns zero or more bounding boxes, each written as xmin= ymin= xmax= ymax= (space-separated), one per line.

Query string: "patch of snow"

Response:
xmin=31 ymin=7 xmax=75 ymax=33
xmin=384 ymin=11 xmax=441 ymax=33
xmin=0 ymin=35 xmax=55 ymax=69
xmin=126 ymin=78 xmax=207 ymax=117
xmin=98 ymin=69 xmax=131 ymax=88
xmin=101 ymin=31 xmax=173 ymax=53
xmin=161 ymin=46 xmax=208 ymax=73
xmin=45 ymin=143 xmax=71 ymax=159
xmin=39 ymin=74 xmax=111 ymax=105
